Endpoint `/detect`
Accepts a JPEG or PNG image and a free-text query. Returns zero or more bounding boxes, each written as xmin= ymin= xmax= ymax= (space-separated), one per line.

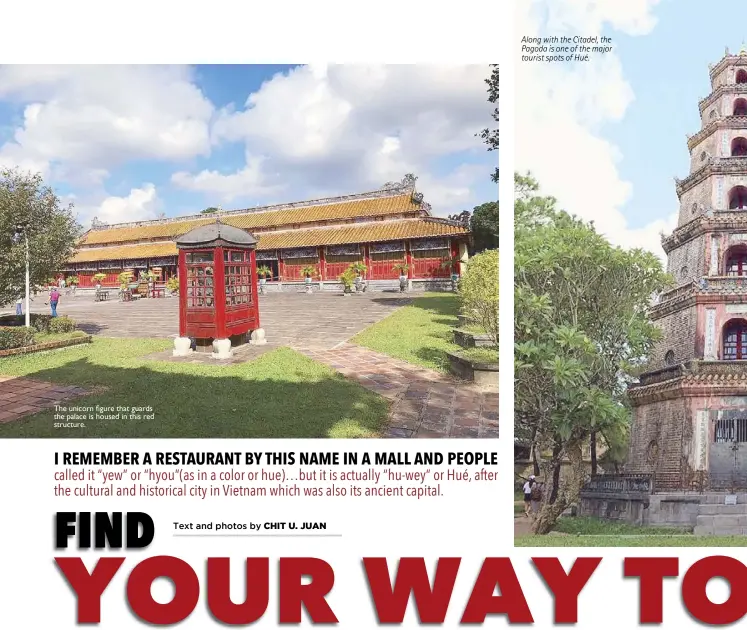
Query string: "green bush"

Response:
xmin=30 ymin=314 xmax=53 ymax=333
xmin=459 ymin=249 xmax=498 ymax=347
xmin=0 ymin=326 xmax=35 ymax=350
xmin=166 ymin=276 xmax=179 ymax=293
xmin=49 ymin=316 xmax=77 ymax=333
xmin=339 ymin=268 xmax=356 ymax=292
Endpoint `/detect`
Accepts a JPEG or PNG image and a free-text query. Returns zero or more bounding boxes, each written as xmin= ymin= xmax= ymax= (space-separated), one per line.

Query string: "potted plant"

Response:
xmin=118 ymin=271 xmax=134 ymax=290
xmin=257 ymin=265 xmax=272 ymax=294
xmin=440 ymin=256 xmax=462 ymax=291
xmin=166 ymin=276 xmax=179 ymax=296
xmin=350 ymin=262 xmax=368 ymax=292
xmin=93 ymin=273 xmax=107 ymax=285
xmin=339 ymin=268 xmax=356 ymax=296
xmin=392 ymin=263 xmax=409 ymax=292
xmin=301 ymin=265 xmax=317 ymax=293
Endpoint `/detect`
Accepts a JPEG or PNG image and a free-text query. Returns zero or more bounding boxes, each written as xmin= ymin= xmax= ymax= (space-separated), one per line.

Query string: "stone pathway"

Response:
xmin=0 ymin=376 xmax=88 ymax=423
xmin=298 ymin=343 xmax=498 ymax=439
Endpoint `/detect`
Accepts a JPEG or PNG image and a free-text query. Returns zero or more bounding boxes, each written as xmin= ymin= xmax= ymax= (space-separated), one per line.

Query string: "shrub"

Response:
xmin=166 ymin=276 xmax=179 ymax=293
xmin=301 ymin=265 xmax=317 ymax=279
xmin=392 ymin=263 xmax=409 ymax=275
xmin=339 ymin=268 xmax=357 ymax=292
xmin=256 ymin=265 xmax=272 ymax=279
xmin=30 ymin=314 xmax=53 ymax=333
xmin=49 ymin=316 xmax=77 ymax=333
xmin=0 ymin=326 xmax=35 ymax=350
xmin=118 ymin=271 xmax=135 ymax=289
xmin=459 ymin=249 xmax=498 ymax=347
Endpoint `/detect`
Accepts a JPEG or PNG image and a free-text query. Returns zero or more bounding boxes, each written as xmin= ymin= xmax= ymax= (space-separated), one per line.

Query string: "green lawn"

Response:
xmin=352 ymin=293 xmax=472 ymax=372
xmin=516 ymin=535 xmax=747 ymax=547
xmin=34 ymin=330 xmax=90 ymax=343
xmin=515 ymin=516 xmax=747 ymax=547
xmin=0 ymin=338 xmax=389 ymax=438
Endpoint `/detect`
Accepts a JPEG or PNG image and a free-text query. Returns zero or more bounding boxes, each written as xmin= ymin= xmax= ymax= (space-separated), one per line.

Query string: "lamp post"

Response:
xmin=12 ymin=222 xmax=31 ymax=328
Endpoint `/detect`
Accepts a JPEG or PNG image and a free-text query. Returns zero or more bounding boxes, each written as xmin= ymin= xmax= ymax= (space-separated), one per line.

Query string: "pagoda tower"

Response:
xmin=627 ymin=46 xmax=747 ymax=492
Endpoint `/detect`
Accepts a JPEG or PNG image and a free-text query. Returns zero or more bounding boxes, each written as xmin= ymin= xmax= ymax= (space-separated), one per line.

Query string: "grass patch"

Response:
xmin=552 ymin=517 xmax=688 ymax=536
xmin=34 ymin=331 xmax=88 ymax=343
xmin=455 ymin=346 xmax=498 ymax=364
xmin=462 ymin=323 xmax=488 ymax=334
xmin=0 ymin=338 xmax=389 ymax=438
xmin=513 ymin=515 xmax=747 ymax=547
xmin=353 ymin=292 xmax=461 ymax=372
xmin=515 ymin=535 xmax=747 ymax=547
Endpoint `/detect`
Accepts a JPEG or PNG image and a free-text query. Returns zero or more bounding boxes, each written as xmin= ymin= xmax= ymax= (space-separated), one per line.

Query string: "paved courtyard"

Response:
xmin=1 ymin=292 xmax=498 ymax=437
xmin=9 ymin=291 xmax=409 ymax=350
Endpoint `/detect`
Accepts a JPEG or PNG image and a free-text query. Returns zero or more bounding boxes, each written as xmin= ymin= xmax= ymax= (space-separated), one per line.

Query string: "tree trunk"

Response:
xmin=590 ymin=431 xmax=597 ymax=475
xmin=532 ymin=440 xmax=585 ymax=535
xmin=548 ymin=442 xmax=562 ymax=504
xmin=530 ymin=424 xmax=541 ymax=476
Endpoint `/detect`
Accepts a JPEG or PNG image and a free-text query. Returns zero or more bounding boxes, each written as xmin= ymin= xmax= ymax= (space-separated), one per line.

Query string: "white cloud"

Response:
xmin=177 ymin=64 xmax=495 ymax=214
xmin=76 ymin=183 xmax=161 ymax=226
xmin=0 ymin=65 xmax=214 ymax=182
xmin=171 ymin=155 xmax=282 ymax=203
xmin=516 ymin=0 xmax=674 ymax=259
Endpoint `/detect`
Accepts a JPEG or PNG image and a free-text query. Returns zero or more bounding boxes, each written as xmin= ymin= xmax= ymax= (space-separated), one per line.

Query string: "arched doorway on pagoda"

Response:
xmin=725 ymin=244 xmax=747 ymax=276
xmin=735 ymin=98 xmax=747 ymax=116
xmin=732 ymin=137 xmax=747 ymax=156
xmin=728 ymin=185 xmax=747 ymax=209
xmin=722 ymin=318 xmax=747 ymax=360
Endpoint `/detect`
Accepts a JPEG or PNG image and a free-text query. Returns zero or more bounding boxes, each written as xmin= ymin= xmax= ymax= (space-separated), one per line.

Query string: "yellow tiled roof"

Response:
xmin=69 ymin=219 xmax=467 ymax=262
xmin=81 ymin=193 xmax=421 ymax=245
xmin=71 ymin=242 xmax=177 ymax=263
xmin=255 ymin=219 xmax=467 ymax=249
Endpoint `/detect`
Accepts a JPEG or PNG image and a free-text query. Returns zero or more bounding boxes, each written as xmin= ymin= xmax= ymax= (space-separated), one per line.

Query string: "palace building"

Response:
xmin=64 ymin=175 xmax=471 ymax=289
xmin=626 ymin=47 xmax=747 ymax=492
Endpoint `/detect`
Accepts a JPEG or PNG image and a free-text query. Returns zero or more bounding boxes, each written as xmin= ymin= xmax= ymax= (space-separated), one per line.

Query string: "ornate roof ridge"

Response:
xmin=662 ymin=210 xmax=747 ymax=253
xmin=87 ymin=174 xmax=423 ymax=232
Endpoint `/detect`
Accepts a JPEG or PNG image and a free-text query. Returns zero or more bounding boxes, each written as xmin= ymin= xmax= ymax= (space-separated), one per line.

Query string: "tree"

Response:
xmin=514 ymin=173 xmax=672 ymax=534
xmin=201 ymin=207 xmax=220 ymax=214
xmin=0 ymin=169 xmax=81 ymax=306
xmin=459 ymin=249 xmax=498 ymax=346
xmin=471 ymin=201 xmax=498 ymax=252
xmin=478 ymin=64 xmax=498 ymax=183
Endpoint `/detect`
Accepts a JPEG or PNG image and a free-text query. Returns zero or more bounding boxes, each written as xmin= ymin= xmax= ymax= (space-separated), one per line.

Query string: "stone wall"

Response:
xmin=626 ymin=397 xmax=688 ymax=487
xmin=648 ymin=305 xmax=698 ymax=369
xmin=666 ymin=234 xmax=706 ymax=283
xmin=578 ymin=492 xmax=701 ymax=528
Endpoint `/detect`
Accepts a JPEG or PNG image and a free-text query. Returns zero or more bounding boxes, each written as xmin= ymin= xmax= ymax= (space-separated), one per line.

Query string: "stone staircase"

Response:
xmin=694 ymin=494 xmax=747 ymax=536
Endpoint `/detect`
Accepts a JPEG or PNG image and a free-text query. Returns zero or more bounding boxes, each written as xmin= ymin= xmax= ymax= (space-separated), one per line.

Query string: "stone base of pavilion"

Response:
xmin=148 ymin=341 xmax=275 ymax=365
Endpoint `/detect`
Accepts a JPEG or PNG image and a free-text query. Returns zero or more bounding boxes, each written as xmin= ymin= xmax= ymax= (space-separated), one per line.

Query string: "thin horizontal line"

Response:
xmin=173 ymin=533 xmax=342 ymax=538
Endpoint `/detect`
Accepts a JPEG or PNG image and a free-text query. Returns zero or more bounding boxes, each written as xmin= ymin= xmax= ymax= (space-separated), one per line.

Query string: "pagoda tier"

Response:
xmin=626 ymin=48 xmax=747 ymax=491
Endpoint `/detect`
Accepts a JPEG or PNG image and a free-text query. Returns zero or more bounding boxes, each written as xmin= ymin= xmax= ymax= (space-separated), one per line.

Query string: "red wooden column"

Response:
xmin=363 ymin=244 xmax=371 ymax=278
xmin=405 ymin=241 xmax=413 ymax=279
xmin=278 ymin=252 xmax=286 ymax=281
xmin=319 ymin=246 xmax=327 ymax=280
xmin=450 ymin=239 xmax=459 ymax=274
xmin=177 ymin=250 xmax=187 ymax=337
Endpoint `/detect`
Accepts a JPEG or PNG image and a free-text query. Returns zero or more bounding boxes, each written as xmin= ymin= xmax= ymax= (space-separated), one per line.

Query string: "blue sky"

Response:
xmin=601 ymin=0 xmax=747 ymax=231
xmin=516 ymin=0 xmax=747 ymax=258
xmin=0 ymin=64 xmax=496 ymax=226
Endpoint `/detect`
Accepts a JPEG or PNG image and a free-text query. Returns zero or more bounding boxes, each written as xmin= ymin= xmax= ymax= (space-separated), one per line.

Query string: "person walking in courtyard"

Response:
xmin=49 ymin=286 xmax=60 ymax=317
xmin=15 ymin=297 xmax=22 ymax=316
xmin=523 ymin=475 xmax=536 ymax=518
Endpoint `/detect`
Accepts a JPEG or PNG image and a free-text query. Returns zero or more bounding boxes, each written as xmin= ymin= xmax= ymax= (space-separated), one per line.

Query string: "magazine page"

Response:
xmin=0 ymin=1 xmax=502 ymax=628
xmin=515 ymin=0 xmax=747 ymax=626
